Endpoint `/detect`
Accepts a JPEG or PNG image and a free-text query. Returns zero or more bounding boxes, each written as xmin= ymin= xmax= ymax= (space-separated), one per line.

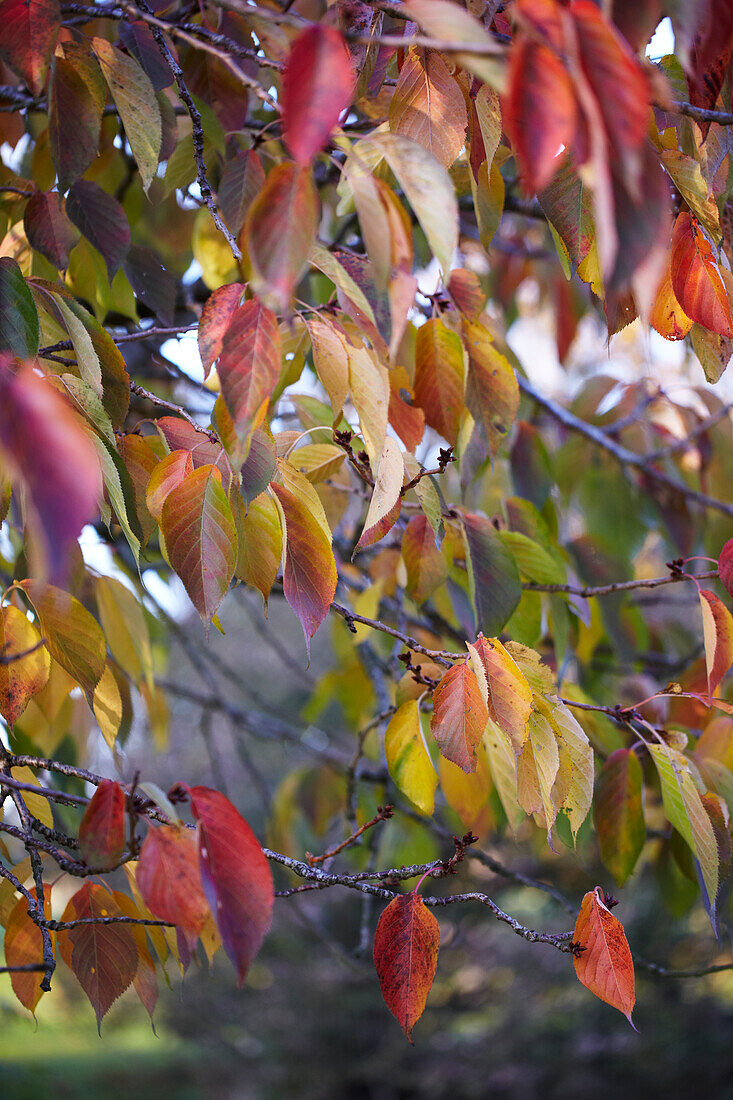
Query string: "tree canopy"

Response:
xmin=0 ymin=0 xmax=732 ymax=1041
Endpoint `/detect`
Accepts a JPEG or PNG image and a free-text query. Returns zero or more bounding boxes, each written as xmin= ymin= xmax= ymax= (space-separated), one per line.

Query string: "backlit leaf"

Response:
xmin=548 ymin=699 xmax=593 ymax=844
xmin=463 ymin=322 xmax=519 ymax=458
xmin=271 ymin=481 xmax=336 ymax=653
xmin=405 ymin=0 xmax=506 ymax=90
xmin=414 ymin=318 xmax=465 ymax=447
xmin=347 ymin=342 xmax=390 ymax=463
xmin=57 ymin=882 xmax=138 ymax=1032
xmin=699 ymin=589 xmax=733 ymax=700
xmin=4 ymin=888 xmax=53 ymax=1015
xmin=161 ymin=464 xmax=237 ymax=625
xmin=146 ymin=449 xmax=194 ymax=521
xmin=305 ymin=314 xmax=350 ymax=420
xmin=137 ymin=824 xmax=210 ymax=951
xmin=389 ymin=47 xmax=467 ymax=169
xmin=23 ymin=191 xmax=79 ymax=269
xmin=719 ymin=538 xmax=733 ymax=600
xmin=49 ymin=46 xmax=105 ymax=191
xmin=573 ymin=886 xmax=635 ymax=1025
xmin=649 ymin=266 xmax=693 ymax=341
xmin=187 ymin=785 xmax=274 ymax=986
xmin=282 ymin=24 xmax=354 ymax=165
xmin=244 ymin=164 xmax=319 ymax=314
xmin=461 ymin=513 xmax=522 ymax=637
xmin=402 ymin=513 xmax=447 ymax=605
xmin=671 ymin=213 xmax=733 ymax=337
xmin=594 ymin=748 xmax=645 ymax=885
xmin=218 ymin=151 xmax=265 ymax=236
xmin=0 ymin=604 xmax=50 ymax=726
xmin=92 ymin=37 xmax=162 ymax=193
xmin=483 ymin=719 xmax=525 ymax=831
xmin=0 ymin=0 xmax=60 ymax=94
xmin=431 ymin=659 xmax=488 ymax=773
xmin=78 ymin=779 xmax=126 ymax=869
xmin=217 ymin=299 xmax=281 ymax=456
xmin=0 ymin=258 xmax=40 ymax=358
xmin=94 ymin=575 xmax=153 ymax=690
xmin=385 ymin=700 xmax=438 ymax=815
xmin=198 ymin=283 xmax=245 ymax=379
xmin=516 ymin=709 xmax=559 ymax=841
xmin=233 ymin=490 xmax=282 ymax=608
xmin=19 ymin=582 xmax=105 ymax=696
xmin=373 ymin=891 xmax=439 ymax=1043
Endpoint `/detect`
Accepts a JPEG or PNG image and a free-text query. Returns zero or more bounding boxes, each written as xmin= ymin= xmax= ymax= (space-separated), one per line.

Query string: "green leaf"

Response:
xmin=594 ymin=748 xmax=645 ymax=885
xmin=0 ymin=258 xmax=40 ymax=358
xmin=92 ymin=37 xmax=162 ymax=193
xmin=461 ymin=512 xmax=522 ymax=636
xmin=385 ymin=700 xmax=438 ymax=815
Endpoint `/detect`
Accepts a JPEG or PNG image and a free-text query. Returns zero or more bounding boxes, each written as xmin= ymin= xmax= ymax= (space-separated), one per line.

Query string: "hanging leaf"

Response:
xmin=244 ymin=164 xmax=319 ymax=313
xmin=66 ymin=181 xmax=131 ymax=279
xmin=78 ymin=779 xmax=126 ymax=869
xmin=0 ymin=604 xmax=50 ymax=726
xmin=146 ymin=449 xmax=194 ymax=521
xmin=516 ymin=709 xmax=560 ymax=841
xmin=57 ymin=882 xmax=138 ymax=1032
xmin=670 ymin=213 xmax=733 ymax=337
xmin=699 ymin=589 xmax=733 ymax=700
xmin=373 ymin=890 xmax=439 ymax=1043
xmin=347 ymin=343 xmax=390 ymax=463
xmin=94 ymin=575 xmax=153 ymax=690
xmin=23 ymin=191 xmax=79 ymax=269
xmin=484 ymin=719 xmax=526 ymax=831
xmin=233 ymin=490 xmax=282 ymax=608
xmin=218 ymin=150 xmax=265 ymax=236
xmin=270 ymin=481 xmax=337 ymax=653
xmin=92 ymin=37 xmax=162 ymax=193
xmin=719 ymin=538 xmax=733 ymax=600
xmin=389 ymin=47 xmax=467 ymax=169
xmin=161 ymin=464 xmax=237 ymax=626
xmin=402 ymin=513 xmax=448 ymax=605
xmin=305 ymin=314 xmax=350 ymax=420
xmin=0 ymin=259 xmax=40 ymax=358
xmin=547 ymin=699 xmax=593 ymax=843
xmin=572 ymin=887 xmax=635 ymax=1026
xmin=413 ymin=318 xmax=465 ymax=447
xmin=48 ymin=45 xmax=105 ymax=191
xmin=198 ymin=283 xmax=246 ymax=379
xmin=357 ymin=436 xmax=404 ymax=551
xmin=405 ymin=0 xmax=506 ymax=90
xmin=594 ymin=748 xmax=645 ymax=885
xmin=463 ymin=322 xmax=520 ymax=458
xmin=466 ymin=637 xmax=532 ymax=755
xmin=282 ymin=24 xmax=354 ymax=165
xmin=136 ymin=824 xmax=210 ymax=951
xmin=217 ymin=299 xmax=281 ymax=456
xmin=384 ymin=699 xmax=437 ymax=815
xmin=19 ymin=582 xmax=106 ymax=696
xmin=648 ymin=742 xmax=720 ymax=932
xmin=431 ymin=659 xmax=488 ymax=773
xmin=461 ymin=513 xmax=522 ymax=637
xmin=650 ymin=266 xmax=693 ymax=341
xmin=4 ymin=888 xmax=53 ymax=1015
xmin=0 ymin=0 xmax=60 ymax=94
xmin=186 ymin=785 xmax=274 ymax=986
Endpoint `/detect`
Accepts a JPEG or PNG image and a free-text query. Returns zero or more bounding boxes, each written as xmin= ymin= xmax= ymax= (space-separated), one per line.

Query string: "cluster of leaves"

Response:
xmin=0 ymin=0 xmax=733 ymax=1042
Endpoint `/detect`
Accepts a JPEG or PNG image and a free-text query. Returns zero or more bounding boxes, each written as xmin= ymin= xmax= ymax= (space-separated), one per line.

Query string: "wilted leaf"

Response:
xmin=373 ymin=890 xmax=439 ymax=1042
xmin=431 ymin=659 xmax=488 ymax=773
xmin=282 ymin=24 xmax=354 ymax=165
xmin=78 ymin=779 xmax=126 ymax=869
xmin=573 ymin=886 xmax=635 ymax=1026
xmin=186 ymin=786 xmax=274 ymax=986
xmin=594 ymin=748 xmax=645 ymax=885
xmin=57 ymin=882 xmax=138 ymax=1032
xmin=161 ymin=464 xmax=237 ymax=625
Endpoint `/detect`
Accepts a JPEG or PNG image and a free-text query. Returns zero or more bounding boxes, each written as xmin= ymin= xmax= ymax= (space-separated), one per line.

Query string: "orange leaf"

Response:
xmin=650 ymin=265 xmax=693 ymax=341
xmin=57 ymin=882 xmax=138 ymax=1032
xmin=186 ymin=786 xmax=274 ymax=987
xmin=467 ymin=634 xmax=532 ymax=754
xmin=198 ymin=283 xmax=245 ymax=379
xmin=78 ymin=779 xmax=126 ymax=869
xmin=270 ymin=481 xmax=337 ymax=654
xmin=136 ymin=824 xmax=210 ymax=951
xmin=161 ymin=464 xmax=237 ymax=625
xmin=4 ymin=887 xmax=53 ymax=1015
xmin=282 ymin=25 xmax=354 ymax=165
xmin=373 ymin=891 xmax=439 ymax=1042
xmin=356 ymin=436 xmax=404 ymax=551
xmin=699 ymin=589 xmax=733 ymax=701
xmin=431 ymin=659 xmax=488 ymax=773
xmin=572 ymin=886 xmax=635 ymax=1026
xmin=413 ymin=318 xmax=465 ymax=447
xmin=389 ymin=46 xmax=468 ymax=170
xmin=671 ymin=213 xmax=733 ymax=337
xmin=504 ymin=38 xmax=577 ymax=195
xmin=146 ymin=449 xmax=193 ymax=522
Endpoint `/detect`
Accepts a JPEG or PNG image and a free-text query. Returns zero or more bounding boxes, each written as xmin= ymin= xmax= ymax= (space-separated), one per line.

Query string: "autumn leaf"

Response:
xmin=573 ymin=887 xmax=635 ymax=1026
xmin=431 ymin=659 xmax=488 ymax=773
xmin=373 ymin=890 xmax=439 ymax=1042
xmin=233 ymin=490 xmax=282 ymax=609
xmin=136 ymin=824 xmax=210 ymax=951
xmin=185 ymin=786 xmax=274 ymax=986
xmin=402 ymin=513 xmax=447 ymax=605
xmin=461 ymin=514 xmax=522 ymax=637
xmin=699 ymin=589 xmax=733 ymax=700
xmin=719 ymin=539 xmax=733 ymax=600
xmin=413 ymin=318 xmax=465 ymax=446
xmin=389 ymin=47 xmax=468 ymax=170
xmin=161 ymin=464 xmax=237 ymax=626
xmin=20 ymin=581 xmax=106 ymax=695
xmin=385 ymin=699 xmax=438 ymax=815
xmin=0 ymin=258 xmax=39 ymax=358
xmin=216 ymin=298 xmax=282 ymax=456
xmin=0 ymin=604 xmax=50 ymax=726
xmin=594 ymin=748 xmax=645 ymax=885
xmin=282 ymin=25 xmax=354 ymax=165
xmin=65 ymin=180 xmax=131 ymax=279
xmin=78 ymin=780 xmax=126 ymax=869
xmin=92 ymin=37 xmax=162 ymax=193
xmin=357 ymin=436 xmax=404 ymax=551
xmin=198 ymin=283 xmax=246 ymax=379
xmin=23 ymin=191 xmax=79 ymax=269
xmin=463 ymin=321 xmax=520 ymax=458
xmin=671 ymin=213 xmax=733 ymax=337
xmin=4 ymin=888 xmax=53 ymax=1015
xmin=0 ymin=0 xmax=60 ymax=95
xmin=57 ymin=882 xmax=139 ymax=1032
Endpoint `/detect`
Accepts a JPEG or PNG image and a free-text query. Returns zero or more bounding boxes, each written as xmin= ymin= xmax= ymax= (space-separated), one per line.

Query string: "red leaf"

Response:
xmin=699 ymin=588 xmax=733 ymax=701
xmin=271 ymin=481 xmax=337 ymax=654
xmin=198 ymin=283 xmax=245 ymax=379
xmin=186 ymin=785 xmax=274 ymax=986
xmin=0 ymin=360 xmax=101 ymax=584
xmin=373 ymin=891 xmax=439 ymax=1042
xmin=504 ymin=38 xmax=577 ymax=195
xmin=78 ymin=780 xmax=126 ymax=869
xmin=671 ymin=213 xmax=733 ymax=337
xmin=49 ymin=47 xmax=105 ymax=192
xmin=23 ymin=191 xmax=79 ymax=269
xmin=218 ymin=150 xmax=265 ymax=236
xmin=217 ymin=299 xmax=281 ymax=449
xmin=282 ymin=25 xmax=355 ymax=165
xmin=0 ymin=0 xmax=60 ymax=95
xmin=572 ymin=886 xmax=635 ymax=1026
xmin=57 ymin=882 xmax=138 ymax=1032
xmin=719 ymin=539 xmax=733 ymax=600
xmin=431 ymin=660 xmax=488 ymax=773
xmin=136 ymin=824 xmax=210 ymax=950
